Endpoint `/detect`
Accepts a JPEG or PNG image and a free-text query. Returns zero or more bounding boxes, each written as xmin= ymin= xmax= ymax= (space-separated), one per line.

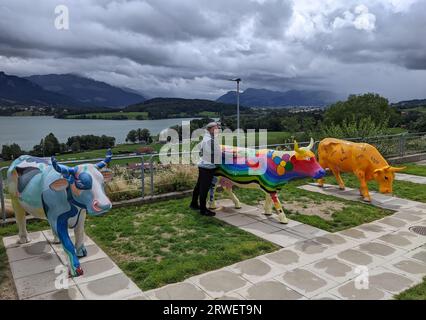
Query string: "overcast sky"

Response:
xmin=0 ymin=0 xmax=425 ymax=102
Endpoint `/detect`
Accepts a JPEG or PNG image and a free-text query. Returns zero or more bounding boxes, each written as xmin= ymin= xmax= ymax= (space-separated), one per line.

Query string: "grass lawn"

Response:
xmin=322 ymin=172 xmax=426 ymax=203
xmin=85 ymin=197 xmax=278 ymax=291
xmin=395 ymin=277 xmax=426 ymax=300
xmin=230 ymin=178 xmax=393 ymax=233
xmin=401 ymin=163 xmax=426 ymax=177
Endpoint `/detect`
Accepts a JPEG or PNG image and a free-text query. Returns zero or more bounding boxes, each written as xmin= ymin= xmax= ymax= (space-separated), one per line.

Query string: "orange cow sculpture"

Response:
xmin=317 ymin=138 xmax=405 ymax=202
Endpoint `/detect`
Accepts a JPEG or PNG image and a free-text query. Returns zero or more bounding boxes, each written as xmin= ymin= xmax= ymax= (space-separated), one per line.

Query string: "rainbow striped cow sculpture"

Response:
xmin=209 ymin=139 xmax=325 ymax=224
xmin=7 ymin=150 xmax=113 ymax=277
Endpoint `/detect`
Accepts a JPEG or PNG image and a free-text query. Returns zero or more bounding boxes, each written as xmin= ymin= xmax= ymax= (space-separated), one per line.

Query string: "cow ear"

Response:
xmin=101 ymin=170 xmax=113 ymax=183
xmin=50 ymin=178 xmax=69 ymax=191
xmin=373 ymin=168 xmax=383 ymax=176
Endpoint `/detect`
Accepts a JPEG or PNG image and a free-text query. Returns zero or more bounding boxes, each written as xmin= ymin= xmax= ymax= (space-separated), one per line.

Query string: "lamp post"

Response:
xmin=228 ymin=78 xmax=241 ymax=146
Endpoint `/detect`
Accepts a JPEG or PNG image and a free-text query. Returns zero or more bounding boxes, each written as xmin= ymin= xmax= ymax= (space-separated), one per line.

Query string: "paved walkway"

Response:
xmin=2 ymin=230 xmax=147 ymax=300
xmin=396 ymin=173 xmax=426 ymax=184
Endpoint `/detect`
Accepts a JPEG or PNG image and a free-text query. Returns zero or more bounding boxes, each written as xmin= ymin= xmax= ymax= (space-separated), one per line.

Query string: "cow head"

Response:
xmin=373 ymin=165 xmax=405 ymax=194
xmin=50 ymin=149 xmax=113 ymax=216
xmin=290 ymin=138 xmax=325 ymax=179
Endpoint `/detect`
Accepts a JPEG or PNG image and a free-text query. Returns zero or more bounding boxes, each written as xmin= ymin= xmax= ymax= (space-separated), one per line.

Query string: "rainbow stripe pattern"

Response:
xmin=215 ymin=144 xmax=324 ymax=193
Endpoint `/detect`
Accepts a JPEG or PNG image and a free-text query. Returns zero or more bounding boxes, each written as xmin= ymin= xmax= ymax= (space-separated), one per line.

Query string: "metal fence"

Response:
xmin=1 ymin=132 xmax=425 ymax=223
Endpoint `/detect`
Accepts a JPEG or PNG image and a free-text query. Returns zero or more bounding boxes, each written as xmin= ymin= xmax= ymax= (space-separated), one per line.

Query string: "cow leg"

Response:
xmin=74 ymin=210 xmax=87 ymax=258
xmin=317 ymin=160 xmax=327 ymax=187
xmin=53 ymin=216 xmax=83 ymax=277
xmin=11 ymin=197 xmax=30 ymax=244
xmin=270 ymin=192 xmax=288 ymax=224
xmin=224 ymin=186 xmax=242 ymax=209
xmin=264 ymin=193 xmax=273 ymax=216
xmin=331 ymin=168 xmax=345 ymax=190
xmin=355 ymin=170 xmax=371 ymax=202
xmin=51 ymin=231 xmax=61 ymax=244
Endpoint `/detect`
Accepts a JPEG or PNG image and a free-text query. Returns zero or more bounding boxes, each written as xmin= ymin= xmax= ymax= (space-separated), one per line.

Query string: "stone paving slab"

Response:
xmin=381 ymin=256 xmax=426 ymax=282
xmin=303 ymin=256 xmax=359 ymax=284
xmin=235 ymin=279 xmax=305 ymax=300
xmin=145 ymin=281 xmax=211 ymax=300
xmin=275 ymin=267 xmax=339 ymax=298
xmin=396 ymin=173 xmax=426 ymax=184
xmin=328 ymin=278 xmax=393 ymax=300
xmin=225 ymin=257 xmax=285 ymax=284
xmin=187 ymin=269 xmax=251 ymax=299
xmin=28 ymin=285 xmax=85 ymax=300
xmin=3 ymin=231 xmax=144 ymax=300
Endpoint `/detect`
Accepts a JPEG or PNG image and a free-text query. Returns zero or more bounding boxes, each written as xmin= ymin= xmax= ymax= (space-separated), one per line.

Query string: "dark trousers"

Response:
xmin=191 ymin=167 xmax=215 ymax=212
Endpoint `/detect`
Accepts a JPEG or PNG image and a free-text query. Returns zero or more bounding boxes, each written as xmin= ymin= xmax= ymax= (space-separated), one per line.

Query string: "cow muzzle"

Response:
xmin=313 ymin=168 xmax=326 ymax=179
xmin=92 ymin=200 xmax=112 ymax=215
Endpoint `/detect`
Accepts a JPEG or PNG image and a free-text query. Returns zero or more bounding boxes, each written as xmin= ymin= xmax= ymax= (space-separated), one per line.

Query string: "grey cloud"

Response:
xmin=0 ymin=0 xmax=424 ymax=101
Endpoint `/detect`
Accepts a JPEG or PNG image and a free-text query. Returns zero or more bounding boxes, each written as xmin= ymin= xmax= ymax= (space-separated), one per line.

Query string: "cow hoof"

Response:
xmin=362 ymin=197 xmax=371 ymax=202
xmin=339 ymin=186 xmax=346 ymax=191
xmin=235 ymin=205 xmax=242 ymax=209
xmin=76 ymin=246 xmax=88 ymax=258
xmin=264 ymin=212 xmax=273 ymax=216
xmin=51 ymin=237 xmax=61 ymax=245
xmin=278 ymin=216 xmax=289 ymax=224
xmin=69 ymin=267 xmax=84 ymax=278
xmin=18 ymin=236 xmax=31 ymax=244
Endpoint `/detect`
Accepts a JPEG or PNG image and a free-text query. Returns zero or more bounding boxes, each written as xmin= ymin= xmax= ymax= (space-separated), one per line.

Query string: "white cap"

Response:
xmin=205 ymin=121 xmax=220 ymax=129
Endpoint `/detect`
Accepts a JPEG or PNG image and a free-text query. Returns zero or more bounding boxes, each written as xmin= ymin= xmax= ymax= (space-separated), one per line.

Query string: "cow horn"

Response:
xmin=96 ymin=149 xmax=113 ymax=169
xmin=294 ymin=140 xmax=300 ymax=153
xmin=51 ymin=157 xmax=74 ymax=176
xmin=307 ymin=138 xmax=314 ymax=150
xmin=389 ymin=166 xmax=406 ymax=172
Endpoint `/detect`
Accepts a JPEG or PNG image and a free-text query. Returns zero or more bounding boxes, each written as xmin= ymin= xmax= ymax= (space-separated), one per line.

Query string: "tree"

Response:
xmin=317 ymin=116 xmax=390 ymax=140
xmin=43 ymin=133 xmax=61 ymax=156
xmin=281 ymin=117 xmax=301 ymax=133
xmin=70 ymin=141 xmax=81 ymax=152
xmin=1 ymin=143 xmax=23 ymax=160
xmin=324 ymin=93 xmax=397 ymax=126
xmin=126 ymin=130 xmax=137 ymax=143
xmin=31 ymin=133 xmax=61 ymax=157
xmin=139 ymin=128 xmax=152 ymax=143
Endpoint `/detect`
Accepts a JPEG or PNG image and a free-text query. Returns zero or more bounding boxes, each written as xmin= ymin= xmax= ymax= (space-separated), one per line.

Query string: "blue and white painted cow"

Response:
xmin=7 ymin=150 xmax=113 ymax=277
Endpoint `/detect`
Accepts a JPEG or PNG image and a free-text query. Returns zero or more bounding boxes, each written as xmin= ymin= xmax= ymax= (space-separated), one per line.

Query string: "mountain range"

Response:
xmin=216 ymin=88 xmax=339 ymax=107
xmin=2 ymin=71 xmax=424 ymax=111
xmin=26 ymin=74 xmax=145 ymax=108
xmin=0 ymin=72 xmax=145 ymax=109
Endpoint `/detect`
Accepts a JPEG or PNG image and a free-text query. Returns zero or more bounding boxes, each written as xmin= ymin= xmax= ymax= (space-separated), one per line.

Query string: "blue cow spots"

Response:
xmin=75 ymin=172 xmax=93 ymax=190
xmin=16 ymin=167 xmax=41 ymax=193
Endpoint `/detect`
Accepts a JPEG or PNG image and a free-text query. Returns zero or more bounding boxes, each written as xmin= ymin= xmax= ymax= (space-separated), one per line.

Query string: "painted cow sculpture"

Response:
xmin=317 ymin=138 xmax=405 ymax=202
xmin=208 ymin=139 xmax=326 ymax=224
xmin=7 ymin=150 xmax=113 ymax=277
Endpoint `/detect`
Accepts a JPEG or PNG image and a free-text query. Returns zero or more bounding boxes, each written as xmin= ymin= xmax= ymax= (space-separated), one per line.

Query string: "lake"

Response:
xmin=0 ymin=116 xmax=198 ymax=150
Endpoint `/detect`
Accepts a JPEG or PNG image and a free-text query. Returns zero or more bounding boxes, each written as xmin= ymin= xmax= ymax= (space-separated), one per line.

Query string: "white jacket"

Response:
xmin=198 ymin=132 xmax=221 ymax=169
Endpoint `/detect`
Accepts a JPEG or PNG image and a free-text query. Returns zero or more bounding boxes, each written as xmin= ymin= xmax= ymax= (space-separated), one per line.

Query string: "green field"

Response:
xmin=66 ymin=112 xmax=149 ymax=120
xmin=401 ymin=163 xmax=426 ymax=177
